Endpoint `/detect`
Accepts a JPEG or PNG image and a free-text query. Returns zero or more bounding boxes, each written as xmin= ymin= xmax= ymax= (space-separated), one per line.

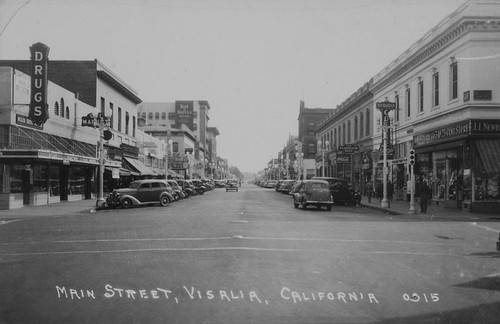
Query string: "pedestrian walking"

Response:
xmin=419 ymin=180 xmax=431 ymax=214
xmin=365 ymin=180 xmax=373 ymax=203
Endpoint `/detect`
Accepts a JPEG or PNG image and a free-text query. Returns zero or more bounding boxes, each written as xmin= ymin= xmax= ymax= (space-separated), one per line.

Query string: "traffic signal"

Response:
xmin=409 ymin=149 xmax=416 ymax=165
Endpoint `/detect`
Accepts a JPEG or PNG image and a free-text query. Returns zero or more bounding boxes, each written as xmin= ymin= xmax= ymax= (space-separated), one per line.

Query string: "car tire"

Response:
xmin=160 ymin=196 xmax=170 ymax=207
xmin=121 ymin=198 xmax=132 ymax=209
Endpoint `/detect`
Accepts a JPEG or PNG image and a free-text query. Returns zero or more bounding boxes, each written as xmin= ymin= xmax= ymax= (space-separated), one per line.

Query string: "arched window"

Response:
xmin=60 ymin=98 xmax=65 ymax=118
xmin=54 ymin=102 xmax=59 ymax=116
xmin=66 ymin=106 xmax=70 ymax=119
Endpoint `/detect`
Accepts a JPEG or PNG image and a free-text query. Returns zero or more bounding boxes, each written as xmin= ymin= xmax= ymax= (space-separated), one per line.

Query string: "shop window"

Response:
xmin=49 ymin=165 xmax=60 ymax=197
xmin=33 ymin=164 xmax=47 ymax=192
xmin=9 ymin=164 xmax=24 ymax=193
xmin=69 ymin=167 xmax=85 ymax=196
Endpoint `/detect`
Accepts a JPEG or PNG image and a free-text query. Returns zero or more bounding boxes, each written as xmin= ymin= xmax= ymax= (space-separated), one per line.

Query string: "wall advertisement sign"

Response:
xmin=29 ymin=42 xmax=50 ymax=125
xmin=175 ymin=101 xmax=194 ymax=131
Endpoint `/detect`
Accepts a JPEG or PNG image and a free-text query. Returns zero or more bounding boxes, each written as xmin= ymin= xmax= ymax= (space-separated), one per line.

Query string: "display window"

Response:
xmin=49 ymin=165 xmax=60 ymax=197
xmin=9 ymin=164 xmax=25 ymax=194
xmin=474 ymin=175 xmax=499 ymax=201
xmin=33 ymin=164 xmax=48 ymax=192
xmin=69 ymin=167 xmax=86 ymax=196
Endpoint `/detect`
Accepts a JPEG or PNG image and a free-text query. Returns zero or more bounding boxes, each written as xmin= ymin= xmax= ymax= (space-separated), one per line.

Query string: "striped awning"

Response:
xmin=475 ymin=139 xmax=500 ymax=174
xmin=123 ymin=157 xmax=155 ymax=176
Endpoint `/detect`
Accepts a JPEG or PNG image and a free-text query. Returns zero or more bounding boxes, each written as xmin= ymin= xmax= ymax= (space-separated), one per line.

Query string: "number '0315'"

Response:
xmin=403 ymin=293 xmax=439 ymax=303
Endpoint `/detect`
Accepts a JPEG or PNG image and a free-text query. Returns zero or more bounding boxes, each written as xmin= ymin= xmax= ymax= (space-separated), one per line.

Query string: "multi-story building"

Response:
xmin=316 ymin=81 xmax=374 ymax=192
xmin=0 ymin=47 xmax=175 ymax=209
xmin=137 ymin=100 xmax=219 ymax=179
xmin=369 ymin=0 xmax=500 ymax=213
xmin=297 ymin=101 xmax=334 ymax=179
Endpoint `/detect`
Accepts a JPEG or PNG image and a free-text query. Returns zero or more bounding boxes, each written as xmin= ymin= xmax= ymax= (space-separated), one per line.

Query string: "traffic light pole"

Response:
xmin=408 ymin=148 xmax=416 ymax=214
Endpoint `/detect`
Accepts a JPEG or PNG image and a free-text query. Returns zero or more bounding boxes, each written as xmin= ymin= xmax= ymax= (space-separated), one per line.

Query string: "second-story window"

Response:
xmin=365 ymin=109 xmax=370 ymax=136
xmin=333 ymin=128 xmax=337 ymax=149
xmin=450 ymin=62 xmax=458 ymax=100
xmin=132 ymin=116 xmax=136 ymax=137
xmin=125 ymin=112 xmax=129 ymax=135
xmin=360 ymin=114 xmax=364 ymax=138
xmin=354 ymin=116 xmax=358 ymax=141
xmin=418 ymin=80 xmax=424 ymax=113
xmin=173 ymin=142 xmax=179 ymax=153
xmin=347 ymin=120 xmax=351 ymax=143
xmin=155 ymin=112 xmax=160 ymax=120
xmin=406 ymin=87 xmax=411 ymax=118
xmin=395 ymin=94 xmax=400 ymax=122
xmin=433 ymin=72 xmax=439 ymax=106
xmin=118 ymin=107 xmax=122 ymax=132
xmin=109 ymin=103 xmax=114 ymax=128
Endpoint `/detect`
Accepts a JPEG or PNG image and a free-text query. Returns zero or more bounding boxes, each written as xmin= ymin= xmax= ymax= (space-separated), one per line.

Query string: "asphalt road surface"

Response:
xmin=1 ymin=184 xmax=499 ymax=324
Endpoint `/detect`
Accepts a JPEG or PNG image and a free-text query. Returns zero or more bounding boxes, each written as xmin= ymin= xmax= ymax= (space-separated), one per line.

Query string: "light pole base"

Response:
xmin=408 ymin=203 xmax=416 ymax=214
xmin=96 ymin=198 xmax=106 ymax=208
xmin=381 ymin=199 xmax=389 ymax=208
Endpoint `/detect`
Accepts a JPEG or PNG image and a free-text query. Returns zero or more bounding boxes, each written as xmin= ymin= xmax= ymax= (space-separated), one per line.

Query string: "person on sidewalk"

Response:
xmin=419 ymin=180 xmax=431 ymax=214
xmin=365 ymin=180 xmax=374 ymax=204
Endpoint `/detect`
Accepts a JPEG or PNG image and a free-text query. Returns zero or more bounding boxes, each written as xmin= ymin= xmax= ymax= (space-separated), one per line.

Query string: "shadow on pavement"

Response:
xmin=371 ymin=301 xmax=500 ymax=324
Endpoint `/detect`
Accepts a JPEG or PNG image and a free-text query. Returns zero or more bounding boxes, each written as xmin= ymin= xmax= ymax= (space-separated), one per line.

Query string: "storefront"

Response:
xmin=413 ymin=119 xmax=500 ymax=214
xmin=0 ymin=149 xmax=97 ymax=209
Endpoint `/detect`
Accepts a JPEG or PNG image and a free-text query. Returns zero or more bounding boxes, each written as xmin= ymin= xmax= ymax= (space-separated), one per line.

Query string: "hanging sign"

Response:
xmin=29 ymin=42 xmax=50 ymax=125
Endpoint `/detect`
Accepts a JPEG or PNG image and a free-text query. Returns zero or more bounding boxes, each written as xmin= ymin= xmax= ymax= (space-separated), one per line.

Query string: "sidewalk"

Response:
xmin=359 ymin=195 xmax=498 ymax=221
xmin=0 ymin=199 xmax=98 ymax=219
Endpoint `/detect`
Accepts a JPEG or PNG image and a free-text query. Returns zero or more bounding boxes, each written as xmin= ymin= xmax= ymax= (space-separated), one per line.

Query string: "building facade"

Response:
xmin=370 ymin=0 xmax=500 ymax=213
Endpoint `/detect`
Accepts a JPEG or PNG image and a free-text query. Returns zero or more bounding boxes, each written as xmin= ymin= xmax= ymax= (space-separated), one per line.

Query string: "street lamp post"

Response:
xmin=376 ymin=100 xmax=396 ymax=209
xmin=318 ymin=139 xmax=329 ymax=177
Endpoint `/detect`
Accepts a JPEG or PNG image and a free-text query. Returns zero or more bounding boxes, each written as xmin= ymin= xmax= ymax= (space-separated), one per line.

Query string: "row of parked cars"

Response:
xmin=105 ymin=178 xmax=220 ymax=209
xmin=258 ymin=177 xmax=361 ymax=210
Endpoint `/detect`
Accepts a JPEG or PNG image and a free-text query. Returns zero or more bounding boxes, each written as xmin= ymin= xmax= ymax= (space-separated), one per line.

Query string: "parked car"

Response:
xmin=311 ymin=177 xmax=361 ymax=205
xmin=106 ymin=179 xmax=175 ymax=208
xmin=225 ymin=179 xmax=239 ymax=192
xmin=266 ymin=180 xmax=278 ymax=189
xmin=276 ymin=180 xmax=296 ymax=194
xmin=190 ymin=179 xmax=206 ymax=195
xmin=177 ymin=179 xmax=195 ymax=198
xmin=165 ymin=180 xmax=185 ymax=201
xmin=292 ymin=179 xmax=334 ymax=210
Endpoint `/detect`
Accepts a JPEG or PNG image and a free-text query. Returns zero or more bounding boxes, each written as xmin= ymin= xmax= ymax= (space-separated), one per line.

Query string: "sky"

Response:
xmin=0 ymin=0 xmax=467 ymax=173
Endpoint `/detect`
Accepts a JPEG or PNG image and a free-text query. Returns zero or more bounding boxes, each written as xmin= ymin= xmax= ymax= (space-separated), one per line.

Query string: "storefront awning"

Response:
xmin=123 ymin=157 xmax=155 ymax=176
xmin=475 ymin=139 xmax=500 ymax=174
xmin=168 ymin=170 xmax=183 ymax=178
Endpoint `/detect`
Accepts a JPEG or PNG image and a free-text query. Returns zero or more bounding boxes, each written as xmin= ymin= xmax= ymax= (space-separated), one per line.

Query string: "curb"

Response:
xmin=360 ymin=203 xmax=403 ymax=215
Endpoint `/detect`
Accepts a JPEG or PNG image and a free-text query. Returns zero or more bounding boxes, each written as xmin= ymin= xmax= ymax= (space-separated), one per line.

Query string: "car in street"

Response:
xmin=106 ymin=179 xmax=175 ymax=208
xmin=225 ymin=179 xmax=239 ymax=192
xmin=311 ymin=176 xmax=361 ymax=205
xmin=292 ymin=179 xmax=333 ymax=210
xmin=276 ymin=179 xmax=296 ymax=194
xmin=165 ymin=179 xmax=185 ymax=200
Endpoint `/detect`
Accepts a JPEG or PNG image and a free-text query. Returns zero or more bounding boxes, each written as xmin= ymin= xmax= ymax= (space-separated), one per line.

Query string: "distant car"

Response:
xmin=106 ymin=179 xmax=175 ymax=208
xmin=276 ymin=180 xmax=296 ymax=194
xmin=226 ymin=179 xmax=239 ymax=192
xmin=292 ymin=179 xmax=333 ymax=211
xmin=311 ymin=177 xmax=361 ymax=205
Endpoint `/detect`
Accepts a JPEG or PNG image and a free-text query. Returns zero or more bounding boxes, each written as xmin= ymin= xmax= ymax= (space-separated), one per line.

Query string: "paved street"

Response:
xmin=1 ymin=184 xmax=500 ymax=324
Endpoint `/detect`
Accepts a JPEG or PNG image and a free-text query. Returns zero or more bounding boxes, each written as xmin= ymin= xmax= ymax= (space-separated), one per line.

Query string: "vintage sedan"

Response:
xmin=312 ymin=176 xmax=361 ymax=205
xmin=106 ymin=179 xmax=175 ymax=208
xmin=292 ymin=179 xmax=333 ymax=211
xmin=225 ymin=179 xmax=239 ymax=192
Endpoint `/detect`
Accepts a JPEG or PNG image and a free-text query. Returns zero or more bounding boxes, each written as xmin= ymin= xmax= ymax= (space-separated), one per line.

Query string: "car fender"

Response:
xmin=119 ymin=194 xmax=142 ymax=206
xmin=161 ymin=192 xmax=175 ymax=202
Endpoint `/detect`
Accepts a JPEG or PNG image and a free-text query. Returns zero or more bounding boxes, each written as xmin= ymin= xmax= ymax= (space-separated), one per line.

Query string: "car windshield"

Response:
xmin=129 ymin=182 xmax=141 ymax=189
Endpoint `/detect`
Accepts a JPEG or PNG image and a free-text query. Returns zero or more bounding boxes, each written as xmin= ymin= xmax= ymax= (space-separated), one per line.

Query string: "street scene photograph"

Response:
xmin=0 ymin=0 xmax=500 ymax=323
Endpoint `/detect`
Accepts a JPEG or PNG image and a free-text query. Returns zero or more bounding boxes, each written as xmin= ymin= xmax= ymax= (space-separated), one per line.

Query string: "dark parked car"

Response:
xmin=276 ymin=180 xmax=296 ymax=194
xmin=226 ymin=179 xmax=239 ymax=192
xmin=177 ymin=179 xmax=195 ymax=197
xmin=311 ymin=177 xmax=361 ymax=205
xmin=106 ymin=179 xmax=175 ymax=208
xmin=165 ymin=180 xmax=185 ymax=200
xmin=292 ymin=179 xmax=333 ymax=210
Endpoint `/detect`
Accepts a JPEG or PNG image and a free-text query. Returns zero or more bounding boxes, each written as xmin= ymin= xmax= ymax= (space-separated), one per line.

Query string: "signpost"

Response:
xmin=376 ymin=100 xmax=396 ymax=208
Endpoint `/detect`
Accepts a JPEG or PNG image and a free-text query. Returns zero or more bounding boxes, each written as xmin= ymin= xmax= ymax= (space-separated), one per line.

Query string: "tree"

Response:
xmin=228 ymin=166 xmax=244 ymax=180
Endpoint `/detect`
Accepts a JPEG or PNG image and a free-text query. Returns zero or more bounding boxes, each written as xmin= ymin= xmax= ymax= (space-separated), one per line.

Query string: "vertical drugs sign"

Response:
xmin=29 ymin=42 xmax=50 ymax=125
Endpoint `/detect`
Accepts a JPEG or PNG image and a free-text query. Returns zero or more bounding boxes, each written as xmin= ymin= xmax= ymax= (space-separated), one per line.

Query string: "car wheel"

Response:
xmin=160 ymin=196 xmax=170 ymax=207
xmin=121 ymin=198 xmax=132 ymax=209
